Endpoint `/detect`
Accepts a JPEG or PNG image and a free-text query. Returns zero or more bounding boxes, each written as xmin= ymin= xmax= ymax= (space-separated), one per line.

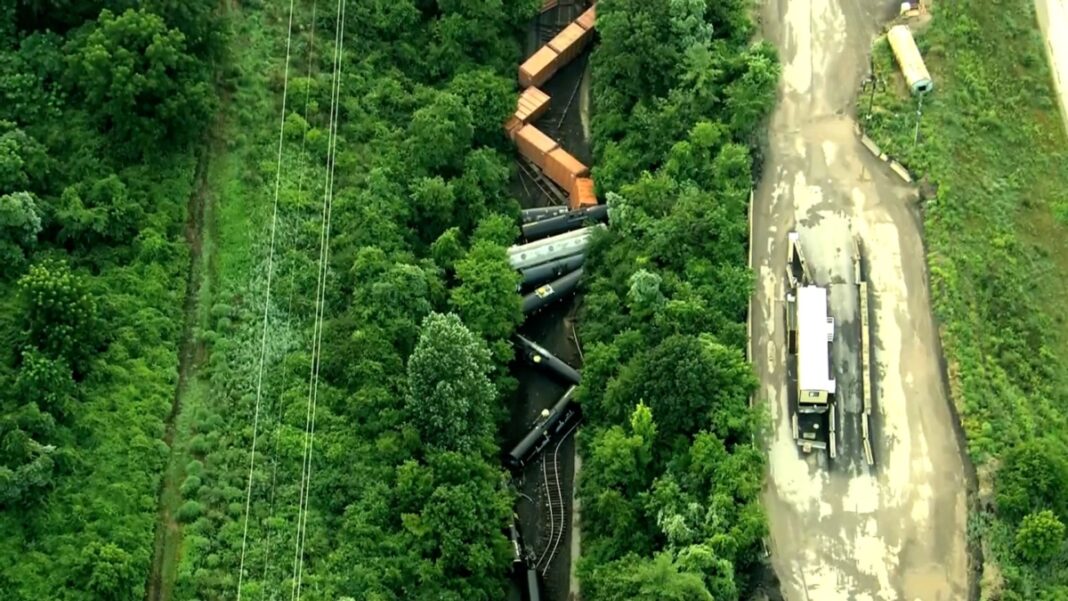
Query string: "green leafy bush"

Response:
xmin=860 ymin=0 xmax=1068 ymax=594
xmin=576 ymin=0 xmax=777 ymax=597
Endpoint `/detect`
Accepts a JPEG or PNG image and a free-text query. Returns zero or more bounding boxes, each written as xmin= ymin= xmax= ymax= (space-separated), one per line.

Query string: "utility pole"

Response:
xmin=913 ymin=92 xmax=925 ymax=147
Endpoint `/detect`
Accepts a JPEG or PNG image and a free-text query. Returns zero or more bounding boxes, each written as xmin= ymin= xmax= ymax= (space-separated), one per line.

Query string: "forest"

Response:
xmin=0 ymin=0 xmax=775 ymax=599
xmin=0 ymin=0 xmax=221 ymax=598
xmin=861 ymin=0 xmax=1068 ymax=597
xmin=575 ymin=0 xmax=777 ymax=597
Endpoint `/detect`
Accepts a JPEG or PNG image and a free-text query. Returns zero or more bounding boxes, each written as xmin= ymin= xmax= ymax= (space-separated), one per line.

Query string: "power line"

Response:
xmin=258 ymin=0 xmax=319 ymax=594
xmin=290 ymin=0 xmax=346 ymax=598
xmin=236 ymin=0 xmax=299 ymax=598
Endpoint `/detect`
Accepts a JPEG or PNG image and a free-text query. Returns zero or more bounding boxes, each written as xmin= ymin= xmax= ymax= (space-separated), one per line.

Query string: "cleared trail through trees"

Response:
xmin=751 ymin=0 xmax=971 ymax=599
xmin=144 ymin=108 xmax=216 ymax=601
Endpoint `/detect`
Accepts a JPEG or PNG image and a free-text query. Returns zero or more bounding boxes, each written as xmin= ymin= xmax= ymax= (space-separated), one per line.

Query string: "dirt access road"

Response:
xmin=751 ymin=0 xmax=971 ymax=599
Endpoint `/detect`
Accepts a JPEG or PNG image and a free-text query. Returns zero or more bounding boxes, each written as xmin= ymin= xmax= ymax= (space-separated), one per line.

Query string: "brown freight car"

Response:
xmin=570 ymin=177 xmax=597 ymax=209
xmin=515 ymin=125 xmax=560 ymax=169
xmin=544 ymin=147 xmax=589 ymax=196
xmin=504 ymin=115 xmax=524 ymax=140
xmin=575 ymin=5 xmax=596 ymax=31
xmin=519 ymin=46 xmax=561 ymax=88
xmin=515 ymin=87 xmax=551 ymax=123
xmin=547 ymin=22 xmax=593 ymax=67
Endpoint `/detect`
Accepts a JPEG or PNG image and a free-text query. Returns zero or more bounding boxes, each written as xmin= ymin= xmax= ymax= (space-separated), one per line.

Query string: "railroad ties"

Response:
xmin=517 ymin=156 xmax=570 ymax=207
xmin=536 ymin=420 xmax=577 ymax=575
xmin=506 ymin=6 xmax=597 ymax=598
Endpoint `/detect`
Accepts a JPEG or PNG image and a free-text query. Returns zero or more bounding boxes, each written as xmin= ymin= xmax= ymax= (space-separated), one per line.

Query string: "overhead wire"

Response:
xmin=236 ymin=0 xmax=299 ymax=598
xmin=290 ymin=0 xmax=346 ymax=598
xmin=257 ymin=0 xmax=319 ymax=594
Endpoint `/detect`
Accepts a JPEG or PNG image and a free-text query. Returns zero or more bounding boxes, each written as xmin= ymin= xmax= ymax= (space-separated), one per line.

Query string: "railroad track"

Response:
xmin=535 ymin=419 xmax=580 ymax=574
xmin=517 ymin=157 xmax=569 ymax=206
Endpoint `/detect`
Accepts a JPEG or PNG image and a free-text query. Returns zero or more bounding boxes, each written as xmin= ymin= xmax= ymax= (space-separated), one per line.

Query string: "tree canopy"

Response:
xmin=577 ymin=0 xmax=777 ymax=597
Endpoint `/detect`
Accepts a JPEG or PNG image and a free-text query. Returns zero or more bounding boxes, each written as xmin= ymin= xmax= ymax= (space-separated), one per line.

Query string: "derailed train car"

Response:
xmin=515 ymin=334 xmax=582 ymax=385
xmin=518 ymin=252 xmax=585 ymax=289
xmin=520 ymin=205 xmax=569 ymax=224
xmin=521 ymin=204 xmax=608 ymax=241
xmin=509 ymin=519 xmax=543 ymax=601
xmin=507 ymin=226 xmax=599 ymax=271
xmin=506 ymin=386 xmax=581 ymax=470
xmin=521 ymin=268 xmax=583 ymax=315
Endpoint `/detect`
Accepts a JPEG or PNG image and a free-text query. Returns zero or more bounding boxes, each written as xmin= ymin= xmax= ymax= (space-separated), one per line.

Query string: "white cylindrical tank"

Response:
xmin=507 ymin=224 xmax=603 ymax=270
xmin=887 ymin=24 xmax=933 ymax=95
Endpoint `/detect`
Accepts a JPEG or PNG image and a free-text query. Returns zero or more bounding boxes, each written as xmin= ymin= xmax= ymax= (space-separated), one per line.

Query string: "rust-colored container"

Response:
xmin=547 ymin=23 xmax=593 ymax=67
xmin=515 ymin=87 xmax=551 ymax=123
xmin=575 ymin=5 xmax=596 ymax=31
xmin=519 ymin=46 xmax=560 ymax=88
xmin=570 ymin=177 xmax=597 ymax=209
xmin=515 ymin=125 xmax=560 ymax=169
xmin=503 ymin=115 xmax=524 ymax=140
xmin=544 ymin=147 xmax=589 ymax=194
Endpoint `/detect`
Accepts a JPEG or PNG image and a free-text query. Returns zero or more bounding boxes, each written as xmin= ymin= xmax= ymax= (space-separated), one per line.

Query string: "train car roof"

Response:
xmin=797 ymin=285 xmax=836 ymax=395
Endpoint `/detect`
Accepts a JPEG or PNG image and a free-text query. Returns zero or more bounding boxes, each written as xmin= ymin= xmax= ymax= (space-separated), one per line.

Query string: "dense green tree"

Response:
xmin=54 ymin=174 xmax=143 ymax=247
xmin=447 ymin=68 xmax=514 ymax=147
xmin=350 ymin=0 xmax=420 ymax=38
xmin=593 ymin=0 xmax=684 ymax=108
xmin=404 ymin=313 xmax=496 ymax=453
xmin=449 ymin=241 xmax=521 ymax=341
xmin=407 ymin=91 xmax=474 ymax=174
xmin=676 ymin=544 xmax=739 ymax=600
xmin=0 ymin=402 xmax=57 ymax=507
xmin=0 ymin=124 xmax=48 ymax=194
xmin=604 ymin=334 xmax=755 ymax=443
xmin=471 ymin=212 xmax=518 ymax=247
xmin=425 ymin=0 xmax=533 ymax=80
xmin=0 ymin=191 xmax=41 ymax=276
xmin=19 ymin=258 xmax=100 ymax=371
xmin=452 ymin=148 xmax=515 ymax=231
xmin=627 ymin=269 xmax=665 ymax=320
xmin=578 ymin=1 xmax=775 ymax=592
xmin=997 ymin=438 xmax=1068 ymax=523
xmin=351 ymin=248 xmax=440 ymax=357
xmin=584 ymin=403 xmax=657 ymax=497
xmin=723 ymin=43 xmax=780 ymax=137
xmin=77 ymin=541 xmax=140 ymax=601
xmin=66 ymin=7 xmax=214 ymax=153
xmin=15 ymin=349 xmax=76 ymax=419
xmin=1015 ymin=510 xmax=1065 ymax=564
xmin=410 ymin=176 xmax=456 ymax=245
xmin=431 ymin=227 xmax=465 ymax=275
xmin=333 ymin=450 xmax=511 ymax=599
xmin=582 ymin=552 xmax=713 ymax=601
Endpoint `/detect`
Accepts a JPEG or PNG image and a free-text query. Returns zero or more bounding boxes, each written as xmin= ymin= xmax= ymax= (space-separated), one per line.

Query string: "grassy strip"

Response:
xmin=861 ymin=1 xmax=1068 ymax=595
xmin=167 ymin=2 xmax=537 ymax=598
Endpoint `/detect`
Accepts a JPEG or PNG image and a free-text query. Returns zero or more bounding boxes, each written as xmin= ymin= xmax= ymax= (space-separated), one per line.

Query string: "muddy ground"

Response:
xmin=506 ymin=3 xmax=592 ymax=601
xmin=751 ymin=0 xmax=971 ymax=600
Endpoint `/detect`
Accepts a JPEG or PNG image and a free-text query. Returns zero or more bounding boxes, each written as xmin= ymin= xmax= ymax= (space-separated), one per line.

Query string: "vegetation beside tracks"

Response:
xmin=161 ymin=1 xmax=545 ymax=599
xmin=861 ymin=1 xmax=1068 ymax=597
xmin=575 ymin=0 xmax=779 ymax=598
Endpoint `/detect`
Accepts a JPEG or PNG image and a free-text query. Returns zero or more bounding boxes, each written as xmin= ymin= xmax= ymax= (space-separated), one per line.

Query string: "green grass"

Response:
xmin=145 ymin=4 xmax=278 ymax=597
xmin=861 ymin=1 xmax=1068 ymax=596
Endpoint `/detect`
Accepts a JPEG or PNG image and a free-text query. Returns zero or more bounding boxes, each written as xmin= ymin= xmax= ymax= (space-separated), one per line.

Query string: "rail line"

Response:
xmin=536 ymin=418 xmax=580 ymax=573
xmin=517 ymin=157 xmax=569 ymax=206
